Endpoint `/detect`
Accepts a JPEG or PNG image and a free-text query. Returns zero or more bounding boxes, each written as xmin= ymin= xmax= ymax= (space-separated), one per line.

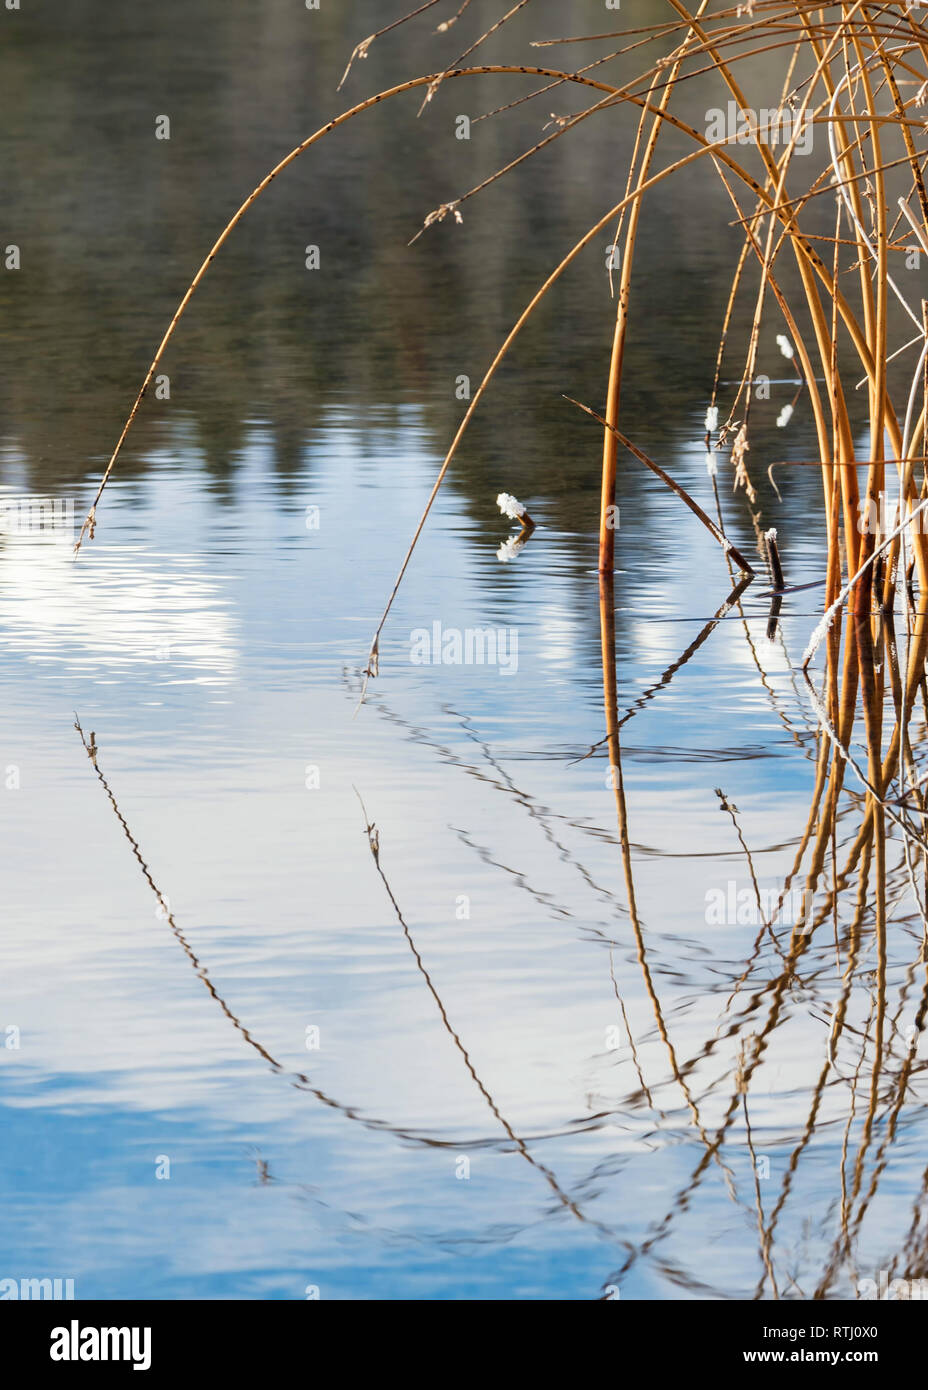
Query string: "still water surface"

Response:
xmin=1 ymin=1 xmax=922 ymax=1299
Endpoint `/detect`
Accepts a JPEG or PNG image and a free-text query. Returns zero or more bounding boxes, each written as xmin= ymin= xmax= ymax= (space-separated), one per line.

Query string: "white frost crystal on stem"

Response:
xmin=706 ymin=450 xmax=718 ymax=477
xmin=705 ymin=405 xmax=718 ymax=432
xmin=497 ymin=492 xmax=526 ymax=521
xmin=777 ymin=403 xmax=794 ymax=428
xmin=776 ymin=333 xmax=795 ymax=359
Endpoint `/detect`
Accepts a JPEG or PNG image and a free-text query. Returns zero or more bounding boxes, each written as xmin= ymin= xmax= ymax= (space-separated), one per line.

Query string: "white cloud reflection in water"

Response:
xmin=0 ymin=530 xmax=237 ymax=685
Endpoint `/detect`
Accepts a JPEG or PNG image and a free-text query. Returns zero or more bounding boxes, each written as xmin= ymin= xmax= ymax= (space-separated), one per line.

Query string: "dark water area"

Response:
xmin=1 ymin=0 xmax=926 ymax=1302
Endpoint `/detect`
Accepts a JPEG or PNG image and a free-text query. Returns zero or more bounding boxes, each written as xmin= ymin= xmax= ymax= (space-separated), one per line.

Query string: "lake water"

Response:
xmin=1 ymin=0 xmax=925 ymax=1301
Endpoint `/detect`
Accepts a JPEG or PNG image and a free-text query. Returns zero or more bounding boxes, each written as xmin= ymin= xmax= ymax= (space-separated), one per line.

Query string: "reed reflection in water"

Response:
xmin=26 ymin=449 xmax=928 ymax=1297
